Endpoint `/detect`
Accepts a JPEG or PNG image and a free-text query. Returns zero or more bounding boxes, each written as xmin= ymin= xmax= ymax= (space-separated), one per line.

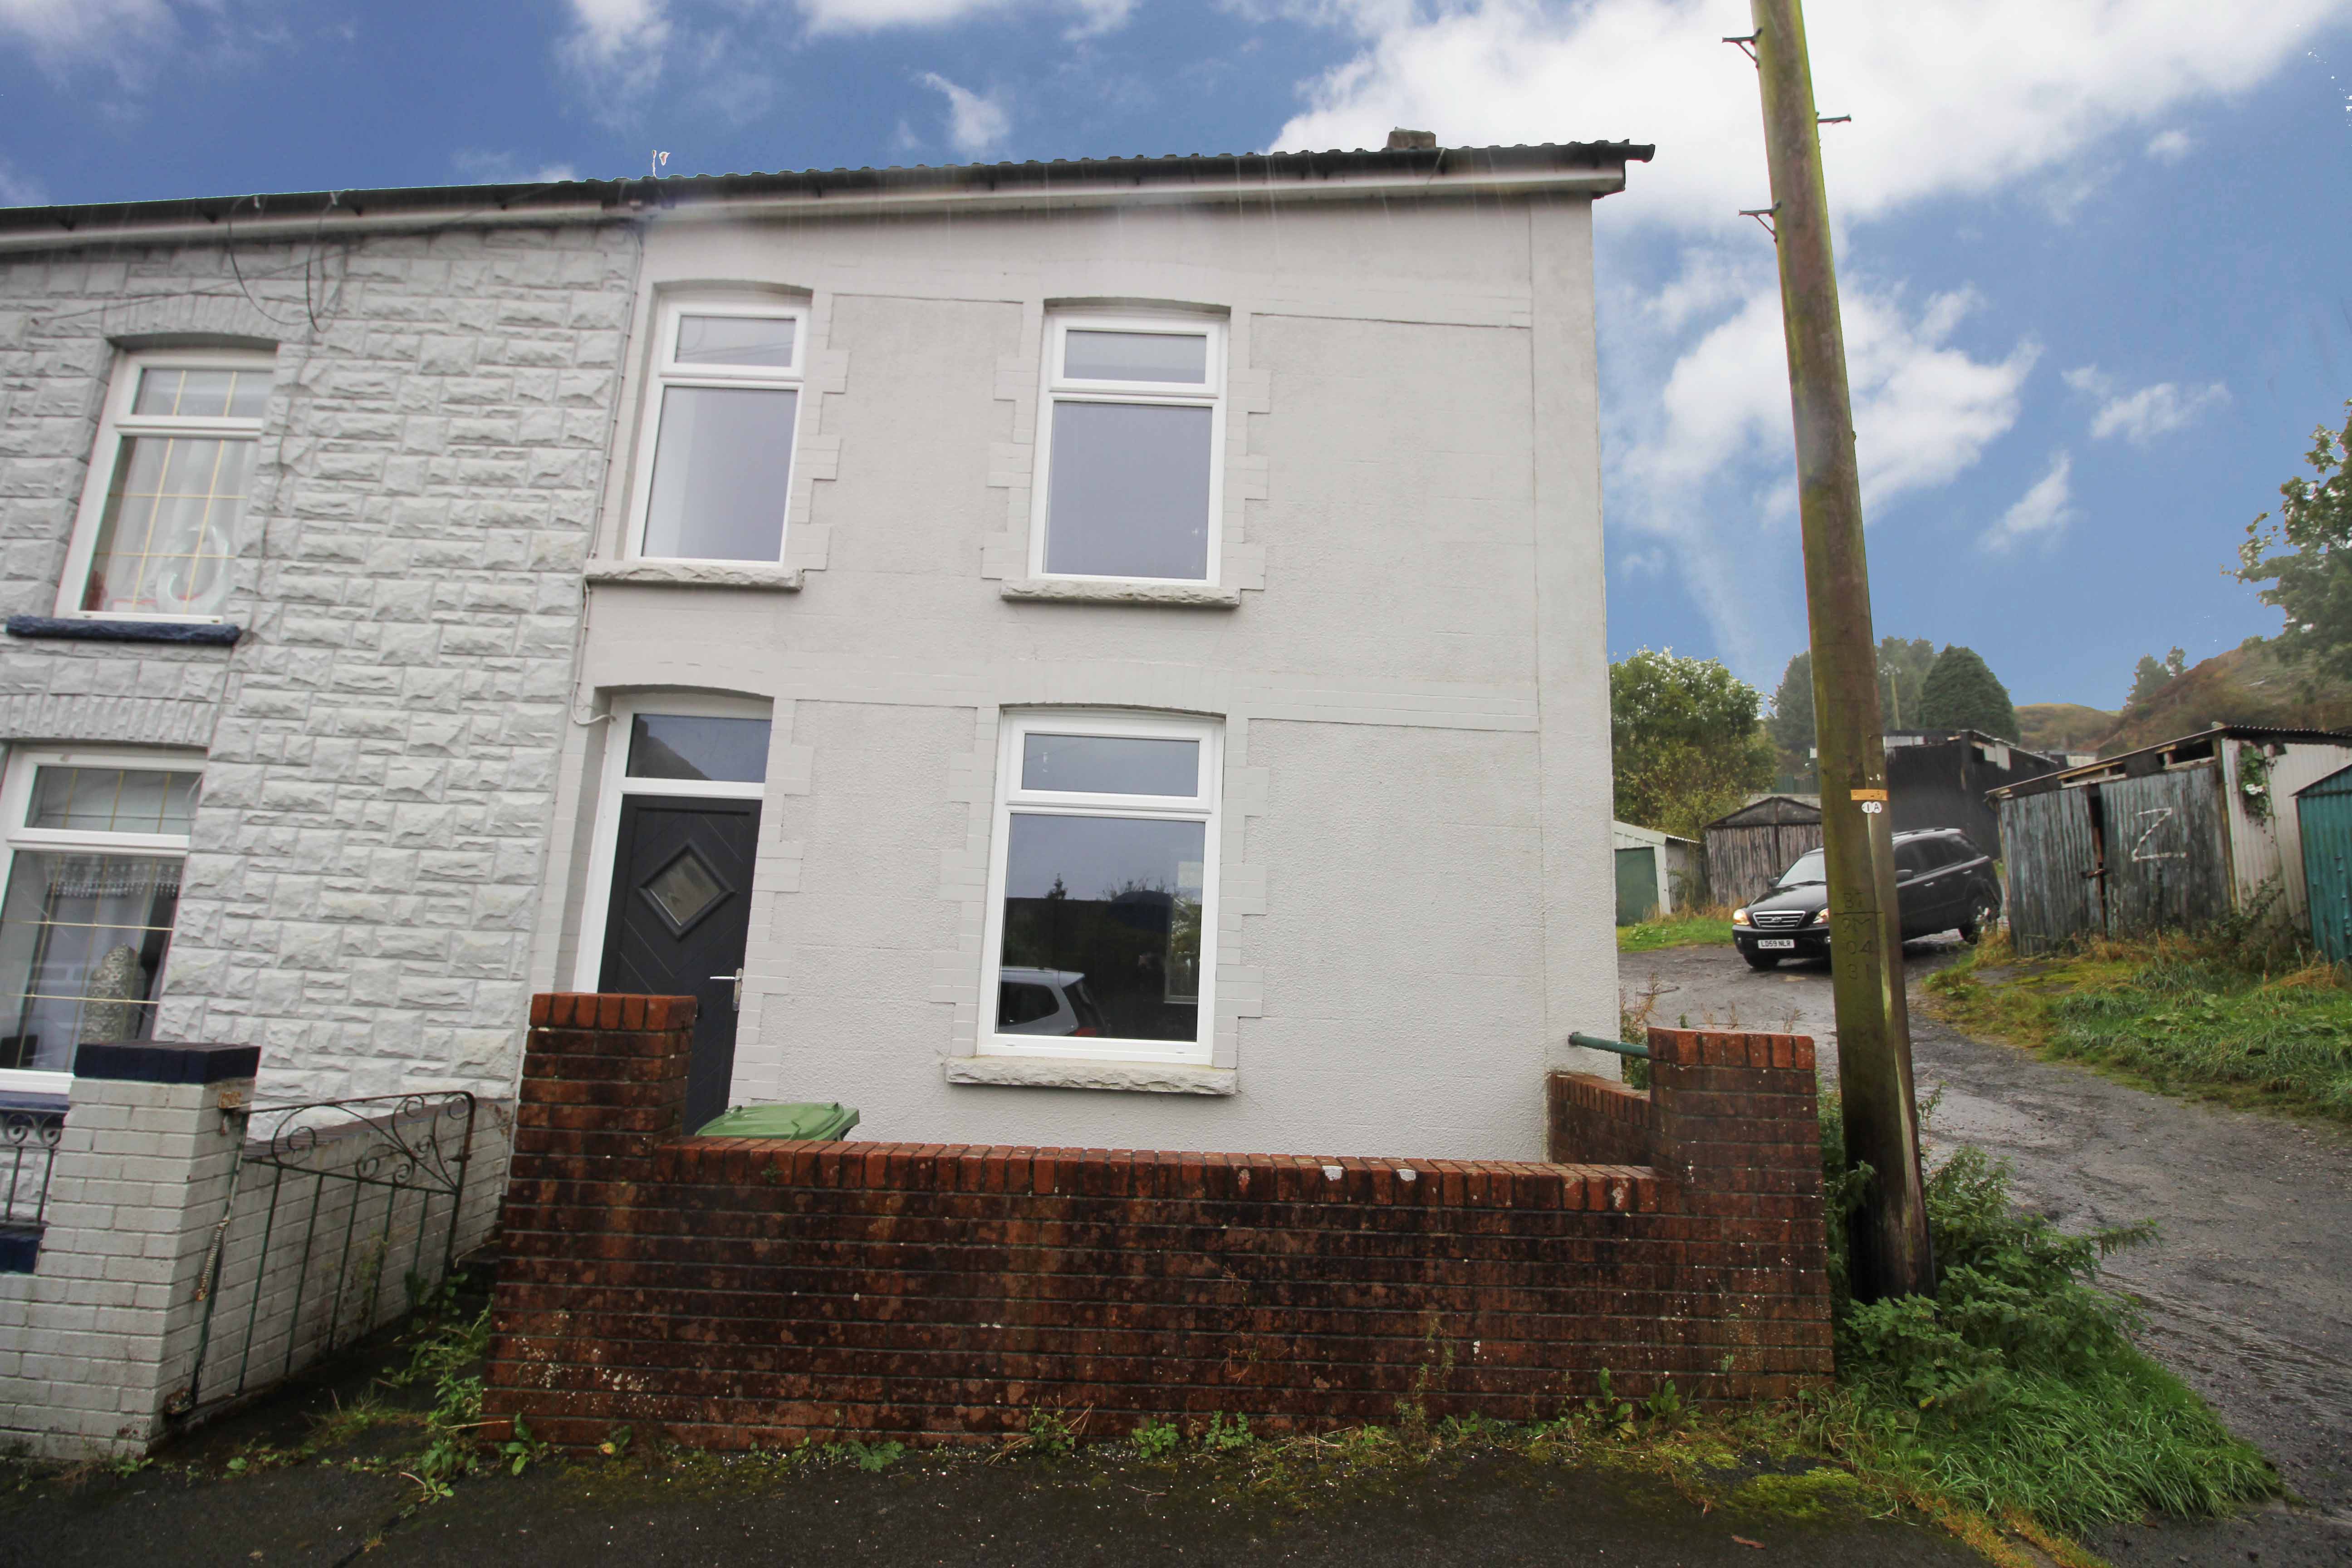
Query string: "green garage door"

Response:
xmin=1615 ymin=846 xmax=1659 ymax=926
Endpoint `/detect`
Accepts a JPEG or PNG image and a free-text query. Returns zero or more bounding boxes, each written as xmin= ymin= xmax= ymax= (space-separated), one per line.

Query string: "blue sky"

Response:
xmin=5 ymin=0 xmax=2348 ymax=712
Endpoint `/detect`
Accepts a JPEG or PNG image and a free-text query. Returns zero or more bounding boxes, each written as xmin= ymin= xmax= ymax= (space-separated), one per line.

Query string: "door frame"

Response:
xmin=571 ymin=692 xmax=772 ymax=992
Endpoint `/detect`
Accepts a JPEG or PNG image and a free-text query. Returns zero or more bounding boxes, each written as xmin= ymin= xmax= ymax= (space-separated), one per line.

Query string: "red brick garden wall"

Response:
xmin=484 ymin=994 xmax=1832 ymax=1450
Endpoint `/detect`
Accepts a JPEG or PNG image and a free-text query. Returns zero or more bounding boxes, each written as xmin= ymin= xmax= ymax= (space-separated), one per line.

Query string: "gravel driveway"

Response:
xmin=1622 ymin=941 xmax=2352 ymax=1567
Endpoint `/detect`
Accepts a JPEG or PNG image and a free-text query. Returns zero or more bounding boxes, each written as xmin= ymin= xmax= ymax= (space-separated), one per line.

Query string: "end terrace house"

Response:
xmin=0 ymin=138 xmax=1650 ymax=1160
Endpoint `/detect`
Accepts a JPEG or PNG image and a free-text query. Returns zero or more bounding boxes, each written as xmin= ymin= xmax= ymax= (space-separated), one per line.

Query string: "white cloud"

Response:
xmin=556 ymin=0 xmax=1128 ymax=112
xmin=0 ymin=0 xmax=289 ymax=88
xmin=802 ymin=0 xmax=1131 ymax=33
xmin=0 ymin=157 xmax=47 ymax=208
xmin=1259 ymin=0 xmax=2337 ymax=676
xmin=452 ymin=151 xmax=583 ymax=186
xmin=1984 ymin=451 xmax=2077 ymax=553
xmin=1269 ymin=0 xmax=2343 ymax=235
xmin=1615 ymin=266 xmax=2038 ymax=671
xmin=2063 ymin=365 xmax=2230 ymax=444
xmin=558 ymin=0 xmax=671 ymax=103
xmin=2146 ymin=127 xmax=2195 ymax=162
xmin=919 ymin=71 xmax=1012 ymax=156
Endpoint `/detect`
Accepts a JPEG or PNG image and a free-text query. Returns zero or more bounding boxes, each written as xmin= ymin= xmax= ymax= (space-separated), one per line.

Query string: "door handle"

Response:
xmin=708 ymin=969 xmax=742 ymax=1011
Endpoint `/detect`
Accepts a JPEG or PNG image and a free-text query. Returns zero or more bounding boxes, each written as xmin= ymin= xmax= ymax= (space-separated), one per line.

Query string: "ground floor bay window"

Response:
xmin=0 ymin=749 xmax=201 ymax=1086
xmin=981 ymin=712 xmax=1220 ymax=1065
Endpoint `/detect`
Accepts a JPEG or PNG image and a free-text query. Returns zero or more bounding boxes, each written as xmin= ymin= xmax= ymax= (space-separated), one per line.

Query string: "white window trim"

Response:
xmin=0 ymin=744 xmax=205 ymax=1095
xmin=570 ymin=694 xmax=774 ymax=992
xmin=623 ymin=297 xmax=806 ymax=565
xmin=53 ymin=348 xmax=272 ymax=624
xmin=1029 ymin=313 xmax=1227 ymax=588
xmin=977 ymin=710 xmax=1222 ymax=1067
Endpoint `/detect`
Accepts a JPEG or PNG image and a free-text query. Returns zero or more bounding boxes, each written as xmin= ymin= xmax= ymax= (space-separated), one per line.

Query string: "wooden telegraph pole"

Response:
xmin=1737 ymin=0 xmax=1936 ymax=1300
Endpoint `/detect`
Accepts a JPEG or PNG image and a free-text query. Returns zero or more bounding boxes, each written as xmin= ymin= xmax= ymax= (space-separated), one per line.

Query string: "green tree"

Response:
xmin=1916 ymin=645 xmax=2019 ymax=740
xmin=1876 ymin=637 xmax=1937 ymax=730
xmin=2236 ymin=401 xmax=2352 ymax=681
xmin=2127 ymin=647 xmax=2188 ymax=708
xmin=1611 ymin=649 xmax=1776 ymax=838
xmin=1767 ymin=651 xmax=1814 ymax=760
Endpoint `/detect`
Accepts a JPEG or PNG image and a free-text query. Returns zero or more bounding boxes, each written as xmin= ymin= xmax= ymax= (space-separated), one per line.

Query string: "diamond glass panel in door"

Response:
xmin=0 ymin=853 xmax=180 ymax=1071
xmin=999 ymin=813 xmax=1205 ymax=1043
xmin=1044 ymin=402 xmax=1213 ymax=580
xmin=641 ymin=386 xmax=799 ymax=560
xmin=81 ymin=435 xmax=254 ymax=616
xmin=642 ymin=846 xmax=728 ymax=934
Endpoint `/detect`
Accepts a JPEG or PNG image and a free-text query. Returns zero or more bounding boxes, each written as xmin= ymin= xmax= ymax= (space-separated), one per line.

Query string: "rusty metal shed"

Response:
xmin=1990 ymin=725 xmax=2352 ymax=954
xmin=1703 ymin=795 xmax=1823 ymax=910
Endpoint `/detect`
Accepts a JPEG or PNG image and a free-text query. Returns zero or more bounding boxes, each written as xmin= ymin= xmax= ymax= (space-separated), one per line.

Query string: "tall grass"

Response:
xmin=1925 ymin=916 xmax=2352 ymax=1122
xmin=1811 ymin=1097 xmax=2278 ymax=1534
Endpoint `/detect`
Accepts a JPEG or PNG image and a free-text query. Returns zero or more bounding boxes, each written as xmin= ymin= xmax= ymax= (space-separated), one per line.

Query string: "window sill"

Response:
xmin=5 ymin=615 xmax=241 ymax=646
xmin=584 ymin=559 xmax=805 ymax=592
xmin=1000 ymin=579 xmax=1240 ymax=608
xmin=945 ymin=1056 xmax=1236 ymax=1096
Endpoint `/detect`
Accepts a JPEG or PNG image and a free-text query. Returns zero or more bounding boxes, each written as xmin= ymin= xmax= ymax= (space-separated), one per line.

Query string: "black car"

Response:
xmin=1732 ymin=828 xmax=2002 ymax=971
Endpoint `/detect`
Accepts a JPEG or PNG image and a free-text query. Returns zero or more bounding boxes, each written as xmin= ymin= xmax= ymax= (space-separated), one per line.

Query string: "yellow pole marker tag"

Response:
xmin=1849 ymin=788 xmax=1888 ymax=802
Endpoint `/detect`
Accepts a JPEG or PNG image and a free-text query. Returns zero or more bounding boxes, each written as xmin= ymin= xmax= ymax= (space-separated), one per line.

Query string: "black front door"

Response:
xmin=600 ymin=796 xmax=760 ymax=1134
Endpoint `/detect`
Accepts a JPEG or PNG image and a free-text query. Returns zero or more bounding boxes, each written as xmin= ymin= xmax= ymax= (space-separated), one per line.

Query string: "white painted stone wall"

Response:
xmin=0 ymin=1070 xmax=506 ymax=1458
xmin=0 ymin=1068 xmax=246 ymax=1457
xmin=0 ymin=228 xmax=641 ymax=1103
xmin=545 ymin=194 xmax=1623 ymax=1161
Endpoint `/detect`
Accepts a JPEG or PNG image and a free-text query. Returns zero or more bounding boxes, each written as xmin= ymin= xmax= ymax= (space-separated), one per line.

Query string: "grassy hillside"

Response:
xmin=2095 ymin=639 xmax=2352 ymax=754
xmin=2016 ymin=702 xmax=2117 ymax=755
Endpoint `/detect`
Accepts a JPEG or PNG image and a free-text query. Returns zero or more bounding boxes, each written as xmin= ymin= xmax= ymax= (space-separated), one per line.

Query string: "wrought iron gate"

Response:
xmin=181 ymin=1092 xmax=477 ymax=1415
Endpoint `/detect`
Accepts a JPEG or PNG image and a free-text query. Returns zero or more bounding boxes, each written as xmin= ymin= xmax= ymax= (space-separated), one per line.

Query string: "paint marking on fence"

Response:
xmin=2130 ymin=807 xmax=2186 ymax=862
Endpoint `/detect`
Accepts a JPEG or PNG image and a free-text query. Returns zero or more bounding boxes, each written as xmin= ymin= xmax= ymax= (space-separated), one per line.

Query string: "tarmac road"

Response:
xmin=1622 ymin=940 xmax=2352 ymax=1567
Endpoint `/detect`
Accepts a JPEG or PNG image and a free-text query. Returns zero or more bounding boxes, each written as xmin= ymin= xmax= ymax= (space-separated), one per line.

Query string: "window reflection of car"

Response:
xmin=1730 ymin=828 xmax=2003 ymax=972
xmin=995 ymin=966 xmax=1108 ymax=1037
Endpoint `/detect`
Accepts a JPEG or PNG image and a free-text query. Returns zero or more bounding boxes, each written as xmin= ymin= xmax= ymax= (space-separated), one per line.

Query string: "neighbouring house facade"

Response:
xmin=1 ymin=139 xmax=1650 ymax=1167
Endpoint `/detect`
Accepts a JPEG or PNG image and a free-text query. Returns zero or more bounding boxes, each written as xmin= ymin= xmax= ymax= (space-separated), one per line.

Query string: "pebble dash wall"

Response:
xmin=483 ymin=995 xmax=1833 ymax=1449
xmin=0 ymin=227 xmax=640 ymax=1103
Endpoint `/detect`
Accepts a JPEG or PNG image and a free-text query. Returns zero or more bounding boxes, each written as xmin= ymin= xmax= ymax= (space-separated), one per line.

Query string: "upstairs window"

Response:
xmin=629 ymin=299 xmax=803 ymax=563
xmin=0 ymin=749 xmax=202 ymax=1083
xmin=59 ymin=351 xmax=271 ymax=620
xmin=1034 ymin=314 xmax=1224 ymax=583
xmin=981 ymin=712 xmax=1220 ymax=1065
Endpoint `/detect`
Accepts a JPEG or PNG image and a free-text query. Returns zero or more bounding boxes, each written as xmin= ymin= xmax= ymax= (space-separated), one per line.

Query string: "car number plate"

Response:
xmin=1756 ymin=939 xmax=1797 ymax=950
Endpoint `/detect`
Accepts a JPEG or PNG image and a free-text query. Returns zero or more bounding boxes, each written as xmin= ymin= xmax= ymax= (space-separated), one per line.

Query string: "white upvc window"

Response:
xmin=626 ymin=298 xmax=804 ymax=564
xmin=0 ymin=747 xmax=204 ymax=1090
xmin=979 ymin=711 xmax=1220 ymax=1065
xmin=56 ymin=350 xmax=272 ymax=622
xmin=1031 ymin=313 xmax=1225 ymax=585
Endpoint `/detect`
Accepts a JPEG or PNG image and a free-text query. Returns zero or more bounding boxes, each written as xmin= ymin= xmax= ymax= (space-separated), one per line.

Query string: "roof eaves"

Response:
xmin=0 ymin=141 xmax=1657 ymax=254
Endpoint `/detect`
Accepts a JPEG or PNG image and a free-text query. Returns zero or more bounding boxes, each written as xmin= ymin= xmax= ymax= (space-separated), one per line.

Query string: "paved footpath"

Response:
xmin=1623 ymin=941 xmax=2352 ymax=1568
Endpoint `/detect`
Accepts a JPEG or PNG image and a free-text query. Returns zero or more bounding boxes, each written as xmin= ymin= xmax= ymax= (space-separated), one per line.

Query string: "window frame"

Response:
xmin=624 ymin=296 xmax=807 ymax=565
xmin=0 ymin=744 xmax=205 ymax=1094
xmin=977 ymin=710 xmax=1222 ymax=1066
xmin=1029 ymin=312 xmax=1227 ymax=587
xmin=570 ymin=693 xmax=774 ymax=992
xmin=54 ymin=348 xmax=273 ymax=623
